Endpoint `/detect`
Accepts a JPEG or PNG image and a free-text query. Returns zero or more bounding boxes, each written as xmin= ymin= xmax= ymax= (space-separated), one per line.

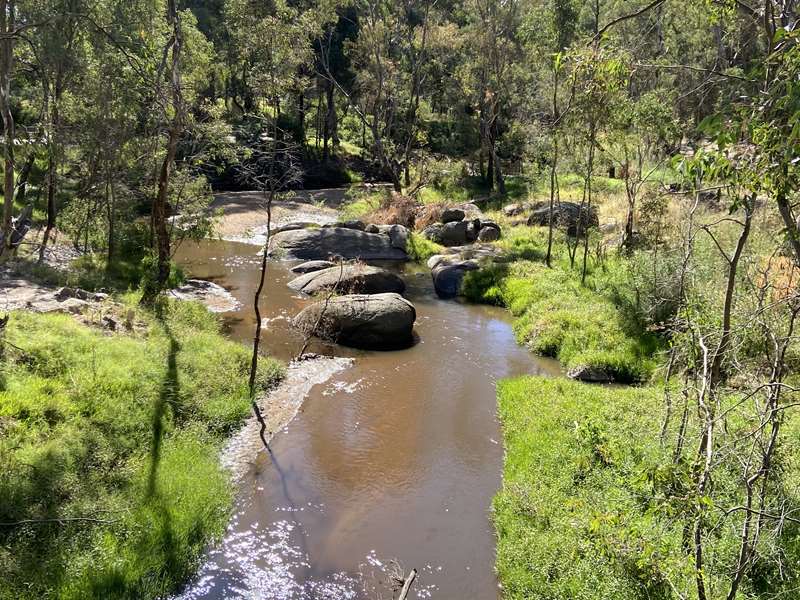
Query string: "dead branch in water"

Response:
xmin=397 ymin=568 xmax=417 ymax=600
xmin=297 ymin=257 xmax=345 ymax=358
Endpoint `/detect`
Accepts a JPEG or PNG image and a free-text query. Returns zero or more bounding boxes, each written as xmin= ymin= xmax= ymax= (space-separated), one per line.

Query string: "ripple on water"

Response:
xmin=172 ymin=516 xmax=357 ymax=600
xmin=172 ymin=515 xmax=439 ymax=600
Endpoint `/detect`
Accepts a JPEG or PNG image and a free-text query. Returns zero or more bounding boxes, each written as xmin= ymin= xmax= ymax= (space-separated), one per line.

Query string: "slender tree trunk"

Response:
xmin=143 ymin=0 xmax=183 ymax=303
xmin=776 ymin=191 xmax=800 ymax=266
xmin=106 ymin=167 xmax=116 ymax=264
xmin=40 ymin=87 xmax=61 ymax=262
xmin=248 ymin=189 xmax=274 ymax=449
xmin=581 ymin=125 xmax=596 ymax=285
xmin=0 ymin=0 xmax=15 ymax=260
xmin=546 ymin=66 xmax=560 ymax=268
xmin=297 ymin=90 xmax=305 ymax=153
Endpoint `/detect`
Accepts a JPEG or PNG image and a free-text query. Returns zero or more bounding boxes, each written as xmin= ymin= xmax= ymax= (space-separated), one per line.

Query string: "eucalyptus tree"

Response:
xmin=321 ymin=0 xmax=438 ymax=192
xmin=461 ymin=0 xmax=524 ymax=195
xmin=566 ymin=44 xmax=628 ymax=282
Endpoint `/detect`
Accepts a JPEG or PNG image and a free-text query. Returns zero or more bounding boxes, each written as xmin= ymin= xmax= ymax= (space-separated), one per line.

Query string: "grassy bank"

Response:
xmin=463 ymin=227 xmax=658 ymax=382
xmin=0 ymin=300 xmax=283 ymax=599
xmin=494 ymin=377 xmax=800 ymax=599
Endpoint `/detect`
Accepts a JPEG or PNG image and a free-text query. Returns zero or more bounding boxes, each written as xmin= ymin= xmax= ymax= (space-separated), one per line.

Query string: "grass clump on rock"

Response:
xmin=0 ymin=299 xmax=284 ymax=599
xmin=406 ymin=231 xmax=445 ymax=263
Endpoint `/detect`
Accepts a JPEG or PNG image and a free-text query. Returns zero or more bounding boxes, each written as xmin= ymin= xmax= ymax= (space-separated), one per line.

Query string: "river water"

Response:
xmin=173 ymin=239 xmax=560 ymax=599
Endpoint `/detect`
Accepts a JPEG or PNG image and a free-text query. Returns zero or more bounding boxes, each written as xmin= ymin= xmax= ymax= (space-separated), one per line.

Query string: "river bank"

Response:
xmin=0 ymin=299 xmax=284 ymax=600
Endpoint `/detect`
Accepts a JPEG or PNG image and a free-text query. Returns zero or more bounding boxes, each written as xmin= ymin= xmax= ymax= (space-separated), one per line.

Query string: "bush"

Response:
xmin=406 ymin=232 xmax=444 ymax=263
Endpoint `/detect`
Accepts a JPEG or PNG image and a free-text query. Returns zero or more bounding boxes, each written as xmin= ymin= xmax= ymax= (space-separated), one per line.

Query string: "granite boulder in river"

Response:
xmin=288 ymin=264 xmax=406 ymax=295
xmin=269 ymin=226 xmax=408 ymax=261
xmin=292 ymin=292 xmax=416 ymax=349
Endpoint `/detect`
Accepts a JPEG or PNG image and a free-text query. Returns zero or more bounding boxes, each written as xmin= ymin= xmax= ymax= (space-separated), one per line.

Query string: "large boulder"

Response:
xmin=503 ymin=203 xmax=529 ymax=217
xmin=290 ymin=260 xmax=336 ymax=274
xmin=422 ymin=223 xmax=443 ymax=243
xmin=288 ymin=264 xmax=406 ymax=295
xmin=430 ymin=258 xmax=480 ymax=299
xmin=567 ymin=364 xmax=615 ymax=383
xmin=478 ymin=225 xmax=501 ymax=242
xmin=269 ymin=227 xmax=408 ymax=261
xmin=293 ymin=293 xmax=416 ymax=349
xmin=439 ymin=221 xmax=470 ymax=246
xmin=322 ymin=220 xmax=366 ymax=231
xmin=272 ymin=221 xmax=318 ymax=235
xmin=527 ymin=201 xmax=599 ymax=237
xmin=376 ymin=224 xmax=410 ymax=250
xmin=440 ymin=208 xmax=466 ymax=223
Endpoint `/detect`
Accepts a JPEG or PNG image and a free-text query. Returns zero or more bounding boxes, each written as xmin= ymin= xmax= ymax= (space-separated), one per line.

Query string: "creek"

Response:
xmin=173 ymin=238 xmax=560 ymax=599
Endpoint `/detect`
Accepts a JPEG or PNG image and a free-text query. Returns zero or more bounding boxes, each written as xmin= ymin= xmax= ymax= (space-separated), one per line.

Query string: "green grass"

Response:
xmin=406 ymin=231 xmax=444 ymax=263
xmin=494 ymin=377 xmax=800 ymax=599
xmin=338 ymin=188 xmax=386 ymax=221
xmin=462 ymin=228 xmax=658 ymax=382
xmin=0 ymin=300 xmax=284 ymax=599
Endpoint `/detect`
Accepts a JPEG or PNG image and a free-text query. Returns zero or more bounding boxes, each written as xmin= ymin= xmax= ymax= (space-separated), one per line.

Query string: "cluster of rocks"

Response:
xmin=420 ymin=208 xmax=502 ymax=246
xmin=504 ymin=200 xmax=598 ymax=237
xmin=286 ymin=258 xmax=416 ymax=350
xmin=269 ymin=221 xmax=409 ymax=261
xmin=427 ymin=244 xmax=506 ymax=299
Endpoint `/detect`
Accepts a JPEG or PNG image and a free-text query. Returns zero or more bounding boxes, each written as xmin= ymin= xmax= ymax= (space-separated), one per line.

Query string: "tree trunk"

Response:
xmin=106 ymin=167 xmax=116 ymax=265
xmin=143 ymin=0 xmax=183 ymax=303
xmin=297 ymin=90 xmax=305 ymax=153
xmin=0 ymin=0 xmax=15 ymax=260
xmin=40 ymin=91 xmax=61 ymax=262
xmin=776 ymin=191 xmax=800 ymax=266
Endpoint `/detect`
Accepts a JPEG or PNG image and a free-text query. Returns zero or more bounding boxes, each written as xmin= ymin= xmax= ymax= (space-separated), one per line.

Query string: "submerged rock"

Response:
xmin=170 ymin=279 xmax=241 ymax=313
xmin=293 ymin=292 xmax=416 ymax=349
xmin=269 ymin=227 xmax=409 ymax=261
xmin=290 ymin=260 xmax=336 ymax=274
xmin=288 ymin=264 xmax=406 ymax=295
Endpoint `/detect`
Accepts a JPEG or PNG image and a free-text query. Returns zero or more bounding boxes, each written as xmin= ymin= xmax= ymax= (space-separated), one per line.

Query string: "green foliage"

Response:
xmin=495 ymin=377 xmax=800 ymax=600
xmin=406 ymin=231 xmax=444 ymax=262
xmin=0 ymin=302 xmax=284 ymax=599
xmin=462 ymin=229 xmax=659 ymax=382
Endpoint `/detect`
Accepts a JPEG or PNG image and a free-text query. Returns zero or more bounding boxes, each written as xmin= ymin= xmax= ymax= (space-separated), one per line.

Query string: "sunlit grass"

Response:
xmin=0 ymin=300 xmax=284 ymax=599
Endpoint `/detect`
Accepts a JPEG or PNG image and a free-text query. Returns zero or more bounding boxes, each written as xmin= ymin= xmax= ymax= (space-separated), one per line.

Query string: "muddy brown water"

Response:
xmin=173 ymin=239 xmax=560 ymax=599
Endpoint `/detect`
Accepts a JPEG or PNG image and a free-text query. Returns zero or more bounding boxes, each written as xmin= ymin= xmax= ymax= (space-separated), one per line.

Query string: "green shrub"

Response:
xmin=406 ymin=231 xmax=444 ymax=263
